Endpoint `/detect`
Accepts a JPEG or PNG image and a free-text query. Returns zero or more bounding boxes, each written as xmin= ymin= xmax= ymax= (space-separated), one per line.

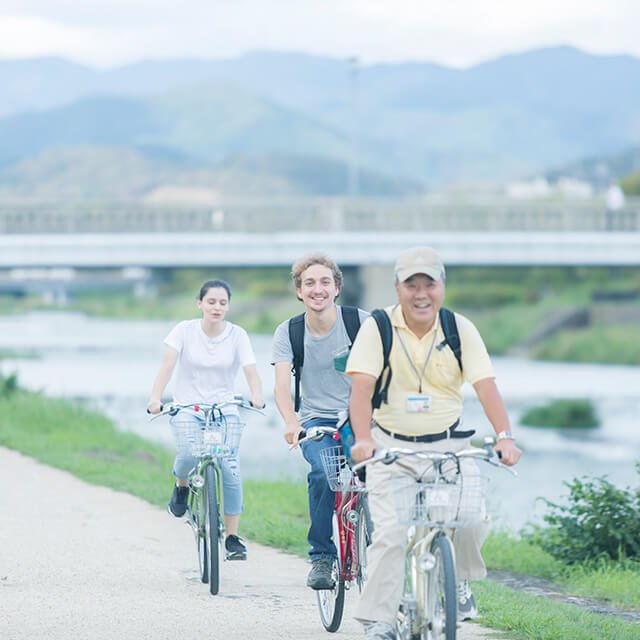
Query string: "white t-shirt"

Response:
xmin=164 ymin=319 xmax=256 ymax=412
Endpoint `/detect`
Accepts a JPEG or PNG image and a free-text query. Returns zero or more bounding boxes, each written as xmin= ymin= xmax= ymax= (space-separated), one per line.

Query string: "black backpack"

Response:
xmin=371 ymin=307 xmax=462 ymax=409
xmin=288 ymin=306 xmax=362 ymax=412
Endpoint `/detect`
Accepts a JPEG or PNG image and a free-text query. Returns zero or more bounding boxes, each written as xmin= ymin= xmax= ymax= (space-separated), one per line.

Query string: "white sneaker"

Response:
xmin=457 ymin=580 xmax=478 ymax=620
xmin=363 ymin=621 xmax=396 ymax=639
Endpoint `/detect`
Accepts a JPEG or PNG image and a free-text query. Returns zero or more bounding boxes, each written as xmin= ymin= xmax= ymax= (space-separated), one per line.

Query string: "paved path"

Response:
xmin=0 ymin=447 xmax=502 ymax=640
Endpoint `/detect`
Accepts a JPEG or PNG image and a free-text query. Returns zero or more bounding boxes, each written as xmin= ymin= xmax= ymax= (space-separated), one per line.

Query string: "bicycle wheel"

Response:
xmin=193 ymin=485 xmax=208 ymax=583
xmin=423 ymin=532 xmax=457 ymax=640
xmin=355 ymin=494 xmax=372 ymax=592
xmin=316 ymin=513 xmax=345 ymax=632
xmin=205 ymin=463 xmax=221 ymax=595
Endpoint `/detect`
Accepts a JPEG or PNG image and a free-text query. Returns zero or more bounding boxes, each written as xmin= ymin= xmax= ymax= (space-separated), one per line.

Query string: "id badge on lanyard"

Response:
xmin=395 ymin=322 xmax=439 ymax=415
xmin=406 ymin=394 xmax=432 ymax=413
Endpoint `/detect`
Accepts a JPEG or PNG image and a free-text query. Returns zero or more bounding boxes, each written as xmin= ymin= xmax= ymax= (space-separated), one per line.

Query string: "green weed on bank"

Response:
xmin=473 ymin=580 xmax=640 ymax=640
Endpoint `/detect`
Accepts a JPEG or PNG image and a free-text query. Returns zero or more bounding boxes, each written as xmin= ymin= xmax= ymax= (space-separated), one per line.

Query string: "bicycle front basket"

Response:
xmin=171 ymin=418 xmax=205 ymax=457
xmin=392 ymin=474 xmax=486 ymax=527
xmin=319 ymin=445 xmax=364 ymax=492
xmin=202 ymin=418 xmax=244 ymax=458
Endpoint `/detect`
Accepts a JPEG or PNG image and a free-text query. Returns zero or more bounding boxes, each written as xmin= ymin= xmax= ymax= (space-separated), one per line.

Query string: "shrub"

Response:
xmin=620 ymin=171 xmax=640 ymax=196
xmin=529 ymin=467 xmax=640 ymax=564
xmin=0 ymin=372 xmax=18 ymax=397
xmin=520 ymin=398 xmax=599 ymax=428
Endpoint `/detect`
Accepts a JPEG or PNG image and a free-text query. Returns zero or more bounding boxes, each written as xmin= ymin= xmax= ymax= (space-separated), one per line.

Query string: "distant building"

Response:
xmin=556 ymin=177 xmax=593 ymax=199
xmin=505 ymin=177 xmax=551 ymax=199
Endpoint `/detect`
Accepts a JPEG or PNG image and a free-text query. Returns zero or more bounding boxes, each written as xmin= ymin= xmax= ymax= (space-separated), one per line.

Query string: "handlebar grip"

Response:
xmin=146 ymin=404 xmax=164 ymax=415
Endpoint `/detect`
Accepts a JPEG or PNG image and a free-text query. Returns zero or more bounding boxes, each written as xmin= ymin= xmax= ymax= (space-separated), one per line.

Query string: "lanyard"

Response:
xmin=394 ymin=318 xmax=439 ymax=394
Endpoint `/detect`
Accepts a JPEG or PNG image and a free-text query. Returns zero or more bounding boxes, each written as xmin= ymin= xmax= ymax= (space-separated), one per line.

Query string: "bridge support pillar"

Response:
xmin=357 ymin=264 xmax=394 ymax=311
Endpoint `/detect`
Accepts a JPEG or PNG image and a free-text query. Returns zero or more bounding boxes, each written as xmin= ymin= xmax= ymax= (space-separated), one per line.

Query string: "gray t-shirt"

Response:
xmin=272 ymin=306 xmax=369 ymax=424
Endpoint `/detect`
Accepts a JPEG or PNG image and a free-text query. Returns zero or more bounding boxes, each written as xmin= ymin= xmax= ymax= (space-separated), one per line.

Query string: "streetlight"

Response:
xmin=347 ymin=56 xmax=359 ymax=199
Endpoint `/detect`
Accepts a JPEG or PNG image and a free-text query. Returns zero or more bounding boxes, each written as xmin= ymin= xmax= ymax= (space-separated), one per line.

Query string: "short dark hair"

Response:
xmin=198 ymin=279 xmax=232 ymax=300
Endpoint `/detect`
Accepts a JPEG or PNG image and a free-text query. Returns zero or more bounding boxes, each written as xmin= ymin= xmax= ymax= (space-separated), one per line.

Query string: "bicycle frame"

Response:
xmin=334 ymin=486 xmax=361 ymax=583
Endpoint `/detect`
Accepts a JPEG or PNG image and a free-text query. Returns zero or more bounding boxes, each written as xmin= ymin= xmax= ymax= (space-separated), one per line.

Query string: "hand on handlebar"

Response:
xmin=146 ymin=400 xmax=162 ymax=415
xmin=349 ymin=438 xmax=375 ymax=464
xmin=284 ymin=423 xmax=303 ymax=449
xmin=493 ymin=438 xmax=522 ymax=466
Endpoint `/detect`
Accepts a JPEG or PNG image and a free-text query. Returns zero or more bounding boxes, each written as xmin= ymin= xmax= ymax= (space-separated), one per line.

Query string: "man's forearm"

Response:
xmin=349 ymin=377 xmax=374 ymax=441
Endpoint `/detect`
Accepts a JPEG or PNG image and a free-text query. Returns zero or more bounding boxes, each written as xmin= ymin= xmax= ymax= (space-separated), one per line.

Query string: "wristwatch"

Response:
xmin=496 ymin=430 xmax=515 ymax=441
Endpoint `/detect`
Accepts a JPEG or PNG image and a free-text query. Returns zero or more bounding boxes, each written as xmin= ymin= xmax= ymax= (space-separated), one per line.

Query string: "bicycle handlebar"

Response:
xmin=296 ymin=425 xmax=338 ymax=444
xmin=351 ymin=440 xmax=517 ymax=476
xmin=148 ymin=398 xmax=265 ymax=419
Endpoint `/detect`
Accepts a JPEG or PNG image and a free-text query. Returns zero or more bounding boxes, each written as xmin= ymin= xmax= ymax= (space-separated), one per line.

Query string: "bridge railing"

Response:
xmin=0 ymin=197 xmax=639 ymax=233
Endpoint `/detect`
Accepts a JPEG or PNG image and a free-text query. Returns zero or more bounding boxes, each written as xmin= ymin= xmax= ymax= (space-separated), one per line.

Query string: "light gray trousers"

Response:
xmin=355 ymin=426 xmax=490 ymax=626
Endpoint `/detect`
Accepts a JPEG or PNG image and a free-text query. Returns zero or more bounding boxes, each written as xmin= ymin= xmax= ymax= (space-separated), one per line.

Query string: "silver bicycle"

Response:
xmin=354 ymin=438 xmax=515 ymax=640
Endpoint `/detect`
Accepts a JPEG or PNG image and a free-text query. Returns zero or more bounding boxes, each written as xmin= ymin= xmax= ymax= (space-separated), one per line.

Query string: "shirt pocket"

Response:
xmin=430 ymin=348 xmax=462 ymax=388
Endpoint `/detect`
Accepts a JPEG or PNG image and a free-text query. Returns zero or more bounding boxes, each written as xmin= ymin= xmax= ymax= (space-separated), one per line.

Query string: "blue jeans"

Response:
xmin=170 ymin=411 xmax=243 ymax=516
xmin=300 ymin=417 xmax=338 ymax=561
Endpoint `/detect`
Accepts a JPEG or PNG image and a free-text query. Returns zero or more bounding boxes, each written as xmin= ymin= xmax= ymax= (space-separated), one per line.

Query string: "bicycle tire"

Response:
xmin=316 ymin=513 xmax=345 ymax=632
xmin=355 ymin=494 xmax=372 ymax=592
xmin=424 ymin=532 xmax=457 ymax=640
xmin=193 ymin=486 xmax=208 ymax=583
xmin=205 ymin=464 xmax=221 ymax=595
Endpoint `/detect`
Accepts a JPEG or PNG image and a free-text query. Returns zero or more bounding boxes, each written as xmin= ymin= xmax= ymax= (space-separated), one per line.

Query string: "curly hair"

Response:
xmin=291 ymin=252 xmax=343 ymax=290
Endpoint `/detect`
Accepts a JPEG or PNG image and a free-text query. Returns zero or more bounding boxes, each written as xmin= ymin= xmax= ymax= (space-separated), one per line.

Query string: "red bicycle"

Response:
xmin=298 ymin=426 xmax=372 ymax=633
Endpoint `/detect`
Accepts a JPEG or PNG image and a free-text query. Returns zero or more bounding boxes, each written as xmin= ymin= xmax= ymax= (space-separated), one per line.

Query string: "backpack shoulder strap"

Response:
xmin=438 ymin=307 xmax=462 ymax=372
xmin=288 ymin=313 xmax=306 ymax=412
xmin=340 ymin=305 xmax=362 ymax=344
xmin=371 ymin=308 xmax=393 ymax=409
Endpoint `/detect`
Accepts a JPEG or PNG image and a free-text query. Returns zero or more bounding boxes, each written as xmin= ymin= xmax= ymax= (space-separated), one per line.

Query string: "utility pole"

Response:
xmin=347 ymin=56 xmax=360 ymax=199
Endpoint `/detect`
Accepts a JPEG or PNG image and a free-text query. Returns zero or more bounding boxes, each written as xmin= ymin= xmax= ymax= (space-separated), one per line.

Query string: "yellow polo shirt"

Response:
xmin=346 ymin=305 xmax=494 ymax=436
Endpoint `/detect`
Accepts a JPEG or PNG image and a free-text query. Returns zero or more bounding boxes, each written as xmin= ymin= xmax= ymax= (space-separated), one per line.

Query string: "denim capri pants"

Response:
xmin=170 ymin=410 xmax=243 ymax=515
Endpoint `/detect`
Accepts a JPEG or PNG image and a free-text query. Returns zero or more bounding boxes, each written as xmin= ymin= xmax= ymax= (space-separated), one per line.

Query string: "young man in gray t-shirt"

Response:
xmin=272 ymin=252 xmax=367 ymax=590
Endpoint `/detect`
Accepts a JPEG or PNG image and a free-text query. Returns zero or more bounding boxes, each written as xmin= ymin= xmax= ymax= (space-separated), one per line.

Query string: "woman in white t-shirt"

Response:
xmin=147 ymin=279 xmax=264 ymax=560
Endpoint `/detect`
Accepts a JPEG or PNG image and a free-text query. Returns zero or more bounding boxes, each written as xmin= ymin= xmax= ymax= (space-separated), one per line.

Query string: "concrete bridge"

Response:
xmin=2 ymin=198 xmax=639 ymax=307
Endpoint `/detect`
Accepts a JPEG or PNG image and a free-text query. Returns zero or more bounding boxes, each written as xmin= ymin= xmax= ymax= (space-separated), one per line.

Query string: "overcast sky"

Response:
xmin=0 ymin=1 xmax=637 ymax=69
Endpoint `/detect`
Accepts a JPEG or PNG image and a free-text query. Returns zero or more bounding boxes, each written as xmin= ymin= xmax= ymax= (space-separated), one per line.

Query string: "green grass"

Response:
xmin=473 ymin=580 xmax=640 ymax=640
xmin=532 ymin=324 xmax=640 ymax=365
xmin=483 ymin=530 xmax=640 ymax=611
xmin=520 ymin=399 xmax=599 ymax=428
xmin=482 ymin=530 xmax=562 ymax=580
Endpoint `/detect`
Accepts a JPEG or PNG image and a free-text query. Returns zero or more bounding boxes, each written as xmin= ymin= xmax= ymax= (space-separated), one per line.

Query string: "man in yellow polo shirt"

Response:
xmin=347 ymin=246 xmax=521 ymax=640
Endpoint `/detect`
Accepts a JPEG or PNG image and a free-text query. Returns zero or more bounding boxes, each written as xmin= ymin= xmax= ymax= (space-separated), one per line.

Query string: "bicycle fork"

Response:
xmin=399 ymin=528 xmax=441 ymax=639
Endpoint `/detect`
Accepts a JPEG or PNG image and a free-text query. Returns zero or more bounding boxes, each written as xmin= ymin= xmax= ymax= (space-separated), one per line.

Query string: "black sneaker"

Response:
xmin=225 ymin=534 xmax=247 ymax=560
xmin=306 ymin=558 xmax=335 ymax=590
xmin=168 ymin=485 xmax=189 ymax=517
xmin=457 ymin=580 xmax=478 ymax=620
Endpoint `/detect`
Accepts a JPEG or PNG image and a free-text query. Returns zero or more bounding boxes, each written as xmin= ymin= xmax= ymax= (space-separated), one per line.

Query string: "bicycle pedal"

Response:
xmin=225 ymin=551 xmax=247 ymax=561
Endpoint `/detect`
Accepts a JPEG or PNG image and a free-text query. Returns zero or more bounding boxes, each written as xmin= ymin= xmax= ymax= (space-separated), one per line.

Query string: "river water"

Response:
xmin=1 ymin=311 xmax=639 ymax=532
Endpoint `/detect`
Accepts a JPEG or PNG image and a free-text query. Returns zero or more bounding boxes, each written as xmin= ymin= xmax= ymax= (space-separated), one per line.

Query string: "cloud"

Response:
xmin=0 ymin=1 xmax=639 ymax=68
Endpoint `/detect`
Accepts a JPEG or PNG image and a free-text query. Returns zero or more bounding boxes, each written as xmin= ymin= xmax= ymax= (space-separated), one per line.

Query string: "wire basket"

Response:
xmin=171 ymin=418 xmax=244 ymax=458
xmin=319 ymin=445 xmax=365 ymax=492
xmin=392 ymin=474 xmax=486 ymax=528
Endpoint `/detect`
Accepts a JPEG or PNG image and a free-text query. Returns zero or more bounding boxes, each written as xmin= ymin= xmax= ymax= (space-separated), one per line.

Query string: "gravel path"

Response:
xmin=0 ymin=447 xmax=503 ymax=640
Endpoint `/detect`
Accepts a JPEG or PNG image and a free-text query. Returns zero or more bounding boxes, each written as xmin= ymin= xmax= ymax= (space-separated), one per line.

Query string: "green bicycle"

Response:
xmin=153 ymin=398 xmax=262 ymax=595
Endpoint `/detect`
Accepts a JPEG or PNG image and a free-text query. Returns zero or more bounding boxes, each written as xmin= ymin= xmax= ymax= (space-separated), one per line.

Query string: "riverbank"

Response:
xmin=2 ymin=264 xmax=640 ymax=365
xmin=1 ymin=388 xmax=639 ymax=639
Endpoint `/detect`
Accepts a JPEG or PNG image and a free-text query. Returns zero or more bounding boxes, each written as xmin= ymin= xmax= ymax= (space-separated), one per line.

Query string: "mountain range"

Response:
xmin=0 ymin=46 xmax=639 ymax=198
